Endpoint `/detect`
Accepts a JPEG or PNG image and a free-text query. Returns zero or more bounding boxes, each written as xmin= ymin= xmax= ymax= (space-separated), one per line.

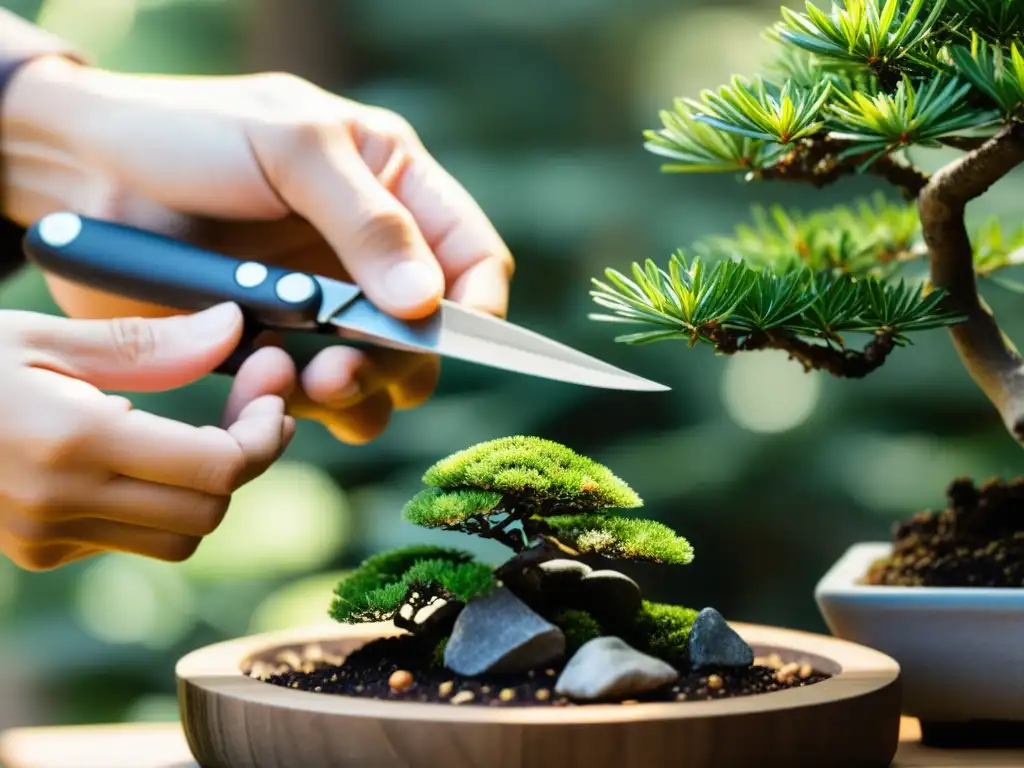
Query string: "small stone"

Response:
xmin=687 ymin=608 xmax=754 ymax=670
xmin=388 ymin=670 xmax=414 ymax=692
xmin=450 ymin=691 xmax=475 ymax=706
xmin=621 ymin=699 xmax=639 ymax=705
xmin=313 ymin=686 xmax=322 ymax=692
xmin=444 ymin=587 xmax=566 ymax=676
xmin=545 ymin=669 xmax=557 ymax=677
xmin=499 ymin=688 xmax=516 ymax=702
xmin=577 ymin=570 xmax=642 ymax=625
xmin=438 ymin=681 xmax=454 ymax=697
xmin=767 ymin=653 xmax=783 ymax=670
xmin=535 ymin=688 xmax=551 ymax=701
xmin=538 ymin=558 xmax=593 ymax=582
xmin=554 ymin=637 xmax=679 ymax=702
xmin=276 ymin=650 xmax=303 ymax=669
xmin=707 ymin=674 xmax=724 ymax=690
xmin=799 ymin=664 xmax=813 ymax=680
xmin=775 ymin=662 xmax=801 ymax=684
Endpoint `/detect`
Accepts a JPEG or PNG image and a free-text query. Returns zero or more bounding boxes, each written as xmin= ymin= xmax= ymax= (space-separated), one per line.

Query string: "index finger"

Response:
xmin=93 ymin=395 xmax=292 ymax=495
xmin=392 ymin=151 xmax=514 ymax=318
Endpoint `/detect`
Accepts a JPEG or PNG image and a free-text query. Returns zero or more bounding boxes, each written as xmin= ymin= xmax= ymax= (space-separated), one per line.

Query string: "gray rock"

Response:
xmin=554 ymin=637 xmax=679 ymax=701
xmin=538 ymin=558 xmax=593 ymax=583
xmin=687 ymin=607 xmax=754 ymax=670
xmin=578 ymin=570 xmax=642 ymax=624
xmin=444 ymin=587 xmax=566 ymax=676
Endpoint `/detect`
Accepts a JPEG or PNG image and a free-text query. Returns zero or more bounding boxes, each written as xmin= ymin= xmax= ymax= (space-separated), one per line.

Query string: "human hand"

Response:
xmin=0 ymin=303 xmax=294 ymax=571
xmin=1 ymin=56 xmax=515 ymax=444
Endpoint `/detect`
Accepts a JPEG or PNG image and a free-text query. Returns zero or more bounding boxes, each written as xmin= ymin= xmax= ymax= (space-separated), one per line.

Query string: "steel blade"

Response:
xmin=322 ymin=292 xmax=669 ymax=391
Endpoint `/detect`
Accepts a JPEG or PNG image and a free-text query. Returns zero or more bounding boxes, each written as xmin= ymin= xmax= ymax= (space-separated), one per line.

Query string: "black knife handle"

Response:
xmin=22 ymin=213 xmax=324 ymax=330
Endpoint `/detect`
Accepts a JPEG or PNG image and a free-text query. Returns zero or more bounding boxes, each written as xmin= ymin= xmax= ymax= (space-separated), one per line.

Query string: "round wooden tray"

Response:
xmin=176 ymin=622 xmax=901 ymax=768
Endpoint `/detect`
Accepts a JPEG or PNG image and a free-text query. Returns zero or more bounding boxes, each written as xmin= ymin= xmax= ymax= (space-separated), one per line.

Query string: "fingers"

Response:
xmin=222 ymin=345 xmax=297 ymax=427
xmin=257 ymin=123 xmax=445 ymax=320
xmin=93 ymin=394 xmax=293 ymax=495
xmin=18 ymin=303 xmax=245 ymax=392
xmin=292 ymin=389 xmax=394 ymax=445
xmin=390 ymin=151 xmax=514 ymax=317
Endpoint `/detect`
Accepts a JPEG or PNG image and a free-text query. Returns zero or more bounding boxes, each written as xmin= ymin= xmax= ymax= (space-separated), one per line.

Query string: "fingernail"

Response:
xmin=383 ymin=261 xmax=443 ymax=312
xmin=186 ymin=302 xmax=241 ymax=334
xmin=282 ymin=416 xmax=297 ymax=446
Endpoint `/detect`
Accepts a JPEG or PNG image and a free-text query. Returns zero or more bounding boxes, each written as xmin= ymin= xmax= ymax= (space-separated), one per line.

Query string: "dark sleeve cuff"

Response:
xmin=0 ymin=9 xmax=87 ymax=284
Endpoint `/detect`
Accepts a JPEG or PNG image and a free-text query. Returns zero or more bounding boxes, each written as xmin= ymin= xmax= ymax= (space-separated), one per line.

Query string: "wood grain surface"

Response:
xmin=4 ymin=718 xmax=1022 ymax=768
xmin=169 ymin=621 xmax=901 ymax=768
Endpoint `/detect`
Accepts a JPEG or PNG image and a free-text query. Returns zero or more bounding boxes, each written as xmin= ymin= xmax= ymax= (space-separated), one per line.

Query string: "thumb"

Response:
xmin=23 ymin=303 xmax=245 ymax=392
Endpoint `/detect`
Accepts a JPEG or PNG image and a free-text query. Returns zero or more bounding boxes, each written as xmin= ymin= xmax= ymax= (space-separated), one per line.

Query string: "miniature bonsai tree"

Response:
xmin=590 ymin=0 xmax=1024 ymax=445
xmin=329 ymin=436 xmax=698 ymax=665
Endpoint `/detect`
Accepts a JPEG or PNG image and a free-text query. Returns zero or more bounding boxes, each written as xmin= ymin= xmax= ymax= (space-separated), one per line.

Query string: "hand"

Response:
xmin=0 ymin=303 xmax=294 ymax=571
xmin=1 ymin=56 xmax=515 ymax=444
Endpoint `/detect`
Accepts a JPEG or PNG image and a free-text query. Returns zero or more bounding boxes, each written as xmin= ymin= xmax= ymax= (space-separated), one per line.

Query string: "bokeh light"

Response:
xmin=73 ymin=556 xmax=193 ymax=649
xmin=248 ymin=571 xmax=352 ymax=633
xmin=721 ymin=350 xmax=822 ymax=433
xmin=179 ymin=461 xmax=351 ymax=581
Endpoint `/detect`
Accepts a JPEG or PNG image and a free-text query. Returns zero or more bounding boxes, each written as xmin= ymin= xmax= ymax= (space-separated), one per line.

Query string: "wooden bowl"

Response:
xmin=176 ymin=622 xmax=901 ymax=768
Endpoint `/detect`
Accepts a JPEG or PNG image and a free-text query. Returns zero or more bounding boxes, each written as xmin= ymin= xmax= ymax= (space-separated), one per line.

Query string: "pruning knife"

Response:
xmin=21 ymin=213 xmax=669 ymax=391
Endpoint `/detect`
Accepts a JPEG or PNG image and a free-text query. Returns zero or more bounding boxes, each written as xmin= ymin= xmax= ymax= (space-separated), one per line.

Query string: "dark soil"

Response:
xmin=864 ymin=477 xmax=1024 ymax=587
xmin=257 ymin=635 xmax=829 ymax=706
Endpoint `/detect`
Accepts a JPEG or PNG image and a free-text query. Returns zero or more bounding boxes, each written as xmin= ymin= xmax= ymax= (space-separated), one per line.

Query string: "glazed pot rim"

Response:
xmin=815 ymin=542 xmax=1024 ymax=608
xmin=175 ymin=621 xmax=899 ymax=724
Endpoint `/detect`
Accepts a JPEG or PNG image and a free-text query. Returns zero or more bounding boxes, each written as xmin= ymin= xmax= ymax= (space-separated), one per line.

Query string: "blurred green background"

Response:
xmin=2 ymin=0 xmax=1023 ymax=732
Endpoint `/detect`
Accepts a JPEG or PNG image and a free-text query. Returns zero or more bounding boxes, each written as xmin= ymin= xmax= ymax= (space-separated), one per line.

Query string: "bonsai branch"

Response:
xmin=708 ymin=325 xmax=896 ymax=378
xmin=751 ymin=138 xmax=930 ymax=200
xmin=919 ymin=123 xmax=1024 ymax=444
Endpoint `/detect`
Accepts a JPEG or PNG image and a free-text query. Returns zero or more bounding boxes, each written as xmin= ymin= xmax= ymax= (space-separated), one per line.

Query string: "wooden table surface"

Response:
xmin=1 ymin=717 xmax=1022 ymax=767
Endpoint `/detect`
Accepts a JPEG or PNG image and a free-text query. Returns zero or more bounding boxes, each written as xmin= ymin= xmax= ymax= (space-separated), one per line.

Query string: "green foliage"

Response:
xmin=550 ymin=609 xmax=603 ymax=654
xmin=590 ymin=250 xmax=964 ymax=349
xmin=329 ymin=546 xmax=486 ymax=625
xmin=828 ymin=75 xmax=999 ymax=164
xmin=690 ymin=77 xmax=832 ymax=144
xmin=402 ymin=559 xmax=495 ymax=603
xmin=698 ymin=194 xmax=921 ymax=276
xmin=544 ymin=515 xmax=695 ymax=565
xmin=422 ymin=436 xmax=641 ymax=510
xmin=431 ymin=636 xmax=448 ymax=668
xmin=626 ymin=601 xmax=699 ymax=668
xmin=950 ymin=35 xmax=1024 ymax=116
xmin=773 ymin=0 xmax=947 ymax=68
xmin=942 ymin=0 xmax=1024 ymax=44
xmin=402 ymin=487 xmax=503 ymax=528
xmin=644 ymin=102 xmax=787 ymax=173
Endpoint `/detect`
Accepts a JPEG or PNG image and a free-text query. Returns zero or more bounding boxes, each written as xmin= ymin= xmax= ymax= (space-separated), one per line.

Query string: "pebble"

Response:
xmin=388 ymin=670 xmax=414 ymax=692
xmin=799 ymin=664 xmax=813 ymax=679
xmin=775 ymin=662 xmax=802 ymax=684
xmin=450 ymin=691 xmax=475 ymax=706
xmin=444 ymin=587 xmax=566 ymax=676
xmin=576 ymin=569 xmax=642 ymax=625
xmin=707 ymin=674 xmax=724 ymax=690
xmin=554 ymin=637 xmax=679 ymax=702
xmin=499 ymin=688 xmax=516 ymax=702
xmin=438 ymin=681 xmax=454 ymax=697
xmin=688 ymin=608 xmax=754 ymax=670
xmin=535 ymin=688 xmax=551 ymax=701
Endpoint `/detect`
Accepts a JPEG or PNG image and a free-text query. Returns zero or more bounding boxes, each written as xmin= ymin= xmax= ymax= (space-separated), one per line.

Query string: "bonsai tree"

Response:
xmin=329 ymin=436 xmax=698 ymax=665
xmin=590 ymin=0 xmax=1024 ymax=445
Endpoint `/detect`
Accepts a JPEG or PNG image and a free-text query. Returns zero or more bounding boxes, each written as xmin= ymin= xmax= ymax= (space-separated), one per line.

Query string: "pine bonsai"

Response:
xmin=264 ymin=437 xmax=828 ymax=705
xmin=329 ymin=437 xmax=695 ymax=648
xmin=590 ymin=0 xmax=1024 ymax=445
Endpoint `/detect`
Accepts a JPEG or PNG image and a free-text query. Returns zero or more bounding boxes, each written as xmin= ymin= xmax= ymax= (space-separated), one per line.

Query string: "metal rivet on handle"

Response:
xmin=235 ymin=261 xmax=269 ymax=288
xmin=37 ymin=212 xmax=82 ymax=248
xmin=275 ymin=272 xmax=317 ymax=303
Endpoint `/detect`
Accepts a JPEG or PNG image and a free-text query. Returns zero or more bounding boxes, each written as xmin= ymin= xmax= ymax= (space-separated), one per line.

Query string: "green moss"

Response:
xmin=402 ymin=487 xmax=503 ymax=528
xmin=550 ymin=609 xmax=603 ymax=654
xmin=402 ymin=559 xmax=495 ymax=603
xmin=329 ymin=545 xmax=480 ymax=624
xmin=421 ymin=436 xmax=641 ymax=510
xmin=545 ymin=515 xmax=694 ymax=564
xmin=431 ymin=636 xmax=448 ymax=668
xmin=627 ymin=600 xmax=698 ymax=667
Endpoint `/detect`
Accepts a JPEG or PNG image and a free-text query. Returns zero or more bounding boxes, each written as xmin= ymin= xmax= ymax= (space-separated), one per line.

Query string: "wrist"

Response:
xmin=1 ymin=55 xmax=108 ymax=226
